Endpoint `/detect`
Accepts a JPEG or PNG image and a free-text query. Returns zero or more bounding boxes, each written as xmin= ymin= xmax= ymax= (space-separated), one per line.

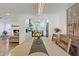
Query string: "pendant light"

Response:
xmin=37 ymin=3 xmax=43 ymax=15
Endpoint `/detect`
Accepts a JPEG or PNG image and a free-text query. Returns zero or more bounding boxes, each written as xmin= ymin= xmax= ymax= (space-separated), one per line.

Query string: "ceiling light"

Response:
xmin=37 ymin=3 xmax=43 ymax=15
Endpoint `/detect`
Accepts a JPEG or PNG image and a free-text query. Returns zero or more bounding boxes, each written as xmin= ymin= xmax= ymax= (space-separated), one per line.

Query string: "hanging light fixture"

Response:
xmin=37 ymin=3 xmax=43 ymax=15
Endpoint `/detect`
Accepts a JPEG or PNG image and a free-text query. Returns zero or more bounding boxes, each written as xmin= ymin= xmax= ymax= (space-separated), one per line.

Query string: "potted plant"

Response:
xmin=54 ymin=28 xmax=61 ymax=33
xmin=2 ymin=30 xmax=7 ymax=35
xmin=2 ymin=30 xmax=8 ymax=40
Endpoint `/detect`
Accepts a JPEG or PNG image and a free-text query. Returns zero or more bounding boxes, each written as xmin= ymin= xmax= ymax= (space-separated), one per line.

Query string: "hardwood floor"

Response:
xmin=9 ymin=42 xmax=19 ymax=50
xmin=0 ymin=39 xmax=19 ymax=56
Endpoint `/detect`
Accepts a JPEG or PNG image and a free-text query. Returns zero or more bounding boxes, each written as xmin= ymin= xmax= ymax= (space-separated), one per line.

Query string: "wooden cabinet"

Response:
xmin=9 ymin=36 xmax=19 ymax=43
xmin=9 ymin=29 xmax=19 ymax=43
xmin=67 ymin=3 xmax=79 ymax=55
xmin=67 ymin=3 xmax=79 ymax=37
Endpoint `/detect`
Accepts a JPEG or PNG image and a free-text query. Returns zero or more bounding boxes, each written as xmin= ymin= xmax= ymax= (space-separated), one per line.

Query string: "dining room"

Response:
xmin=0 ymin=3 xmax=77 ymax=56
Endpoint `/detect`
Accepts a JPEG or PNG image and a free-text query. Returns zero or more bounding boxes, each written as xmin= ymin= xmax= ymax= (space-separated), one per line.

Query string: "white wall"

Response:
xmin=42 ymin=13 xmax=67 ymax=39
xmin=0 ymin=22 xmax=12 ymax=36
xmin=18 ymin=15 xmax=28 ymax=44
xmin=58 ymin=11 xmax=67 ymax=34
xmin=0 ymin=22 xmax=5 ymax=35
xmin=0 ymin=11 xmax=67 ymax=44
xmin=17 ymin=11 xmax=67 ymax=44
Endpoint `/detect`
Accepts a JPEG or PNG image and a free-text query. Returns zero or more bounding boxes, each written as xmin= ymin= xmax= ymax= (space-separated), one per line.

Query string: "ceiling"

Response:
xmin=0 ymin=3 xmax=74 ymax=15
xmin=0 ymin=3 xmax=74 ymax=23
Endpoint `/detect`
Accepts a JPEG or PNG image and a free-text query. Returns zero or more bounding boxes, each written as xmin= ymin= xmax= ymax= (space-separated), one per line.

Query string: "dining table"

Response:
xmin=8 ymin=37 xmax=70 ymax=56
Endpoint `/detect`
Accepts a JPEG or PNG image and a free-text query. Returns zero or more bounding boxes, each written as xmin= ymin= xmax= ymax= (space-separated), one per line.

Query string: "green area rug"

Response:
xmin=28 ymin=39 xmax=49 ymax=55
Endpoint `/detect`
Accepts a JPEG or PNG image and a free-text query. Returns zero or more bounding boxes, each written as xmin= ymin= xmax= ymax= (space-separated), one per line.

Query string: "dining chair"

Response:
xmin=58 ymin=35 xmax=71 ymax=53
xmin=52 ymin=34 xmax=61 ymax=45
xmin=52 ymin=34 xmax=58 ymax=41
xmin=69 ymin=44 xmax=77 ymax=56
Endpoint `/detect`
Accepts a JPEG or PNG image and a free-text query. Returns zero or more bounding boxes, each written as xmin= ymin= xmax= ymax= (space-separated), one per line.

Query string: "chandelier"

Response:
xmin=37 ymin=3 xmax=43 ymax=15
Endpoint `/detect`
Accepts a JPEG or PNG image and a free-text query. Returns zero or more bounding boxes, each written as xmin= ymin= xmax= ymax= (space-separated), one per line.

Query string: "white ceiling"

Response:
xmin=0 ymin=3 xmax=74 ymax=23
xmin=0 ymin=3 xmax=74 ymax=15
xmin=0 ymin=3 xmax=36 ymax=15
xmin=43 ymin=3 xmax=74 ymax=14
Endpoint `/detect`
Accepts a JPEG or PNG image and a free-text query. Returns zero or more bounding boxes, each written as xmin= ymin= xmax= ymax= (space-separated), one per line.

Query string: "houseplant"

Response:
xmin=2 ymin=30 xmax=7 ymax=35
xmin=54 ymin=28 xmax=61 ymax=33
